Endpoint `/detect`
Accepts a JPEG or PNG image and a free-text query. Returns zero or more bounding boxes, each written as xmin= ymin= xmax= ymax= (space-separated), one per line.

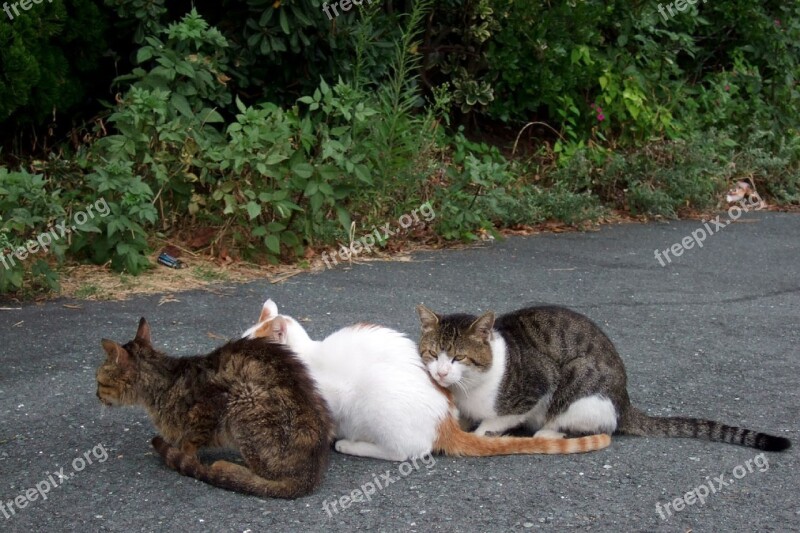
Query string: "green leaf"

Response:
xmin=291 ymin=162 xmax=314 ymax=179
xmin=245 ymin=201 xmax=261 ymax=220
xmin=265 ymin=152 xmax=289 ymax=165
xmin=170 ymin=93 xmax=193 ymax=117
xmin=265 ymin=235 xmax=281 ymax=254
xmin=318 ymin=165 xmax=339 ymax=181
xmin=336 ymin=207 xmax=351 ymax=231
xmin=354 ymin=164 xmax=373 ymax=185
xmin=136 ymin=46 xmax=153 ymax=64
xmin=304 ymin=181 xmax=319 ymax=197
xmin=200 ymin=109 xmax=225 ymax=123
xmin=281 ymin=230 xmax=300 ymax=246
xmin=319 ymin=78 xmax=330 ymax=97
xmin=175 ymin=62 xmax=195 ymax=78
xmin=279 ymin=9 xmax=290 ymax=34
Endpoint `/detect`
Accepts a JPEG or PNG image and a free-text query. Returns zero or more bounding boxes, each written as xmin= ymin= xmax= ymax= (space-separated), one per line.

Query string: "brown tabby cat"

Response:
xmin=417 ymin=305 xmax=791 ymax=452
xmin=96 ymin=318 xmax=334 ymax=499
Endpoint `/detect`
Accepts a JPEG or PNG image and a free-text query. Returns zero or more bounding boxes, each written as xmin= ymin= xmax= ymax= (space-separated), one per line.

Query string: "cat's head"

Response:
xmin=243 ymin=298 xmax=313 ymax=352
xmin=416 ymin=305 xmax=495 ymax=387
xmin=96 ymin=317 xmax=156 ymax=406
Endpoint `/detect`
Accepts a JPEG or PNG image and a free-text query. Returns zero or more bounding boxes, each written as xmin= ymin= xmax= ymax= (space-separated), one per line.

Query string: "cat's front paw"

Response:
xmin=151 ymin=435 xmax=171 ymax=452
xmin=474 ymin=424 xmax=501 ymax=437
xmin=334 ymin=439 xmax=354 ymax=454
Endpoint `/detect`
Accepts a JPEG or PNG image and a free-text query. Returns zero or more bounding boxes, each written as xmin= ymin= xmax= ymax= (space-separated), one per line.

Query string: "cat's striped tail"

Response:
xmin=618 ymin=408 xmax=791 ymax=451
xmin=433 ymin=416 xmax=610 ymax=456
xmin=151 ymin=436 xmax=313 ymax=499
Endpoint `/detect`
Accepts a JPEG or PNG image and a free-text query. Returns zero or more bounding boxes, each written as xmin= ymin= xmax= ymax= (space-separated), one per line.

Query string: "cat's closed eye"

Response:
xmin=422 ymin=350 xmax=437 ymax=360
xmin=452 ymin=351 xmax=468 ymax=362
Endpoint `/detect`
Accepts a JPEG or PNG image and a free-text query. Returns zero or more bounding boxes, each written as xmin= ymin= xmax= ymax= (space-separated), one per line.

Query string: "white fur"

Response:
xmin=263 ymin=299 xmax=278 ymax=317
xmin=532 ymin=429 xmax=566 ymax=439
xmin=246 ymin=304 xmax=450 ymax=461
xmin=543 ymin=394 xmax=618 ymax=435
xmin=427 ymin=353 xmax=461 ymax=386
xmin=451 ymin=333 xmax=508 ymax=423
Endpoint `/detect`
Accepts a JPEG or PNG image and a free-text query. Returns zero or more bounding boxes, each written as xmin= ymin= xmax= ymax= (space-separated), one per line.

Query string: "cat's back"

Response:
xmin=213 ymin=337 xmax=322 ymax=397
xmin=496 ymin=305 xmax=605 ymax=334
xmin=318 ymin=323 xmax=443 ymax=402
xmin=319 ymin=323 xmax=449 ymax=439
xmin=322 ymin=324 xmax=423 ymax=368
xmin=495 ymin=305 xmax=616 ymax=357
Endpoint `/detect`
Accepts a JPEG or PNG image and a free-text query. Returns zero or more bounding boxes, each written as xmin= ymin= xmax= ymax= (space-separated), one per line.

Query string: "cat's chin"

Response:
xmin=436 ymin=376 xmax=458 ymax=388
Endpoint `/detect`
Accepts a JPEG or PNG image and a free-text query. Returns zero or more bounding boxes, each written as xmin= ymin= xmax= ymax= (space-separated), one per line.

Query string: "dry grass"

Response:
xmin=54 ymin=240 xmax=464 ymax=301
xmin=37 ymin=211 xmax=714 ymax=302
xmin=57 ymin=252 xmax=306 ymax=301
xmin=50 ymin=216 xmax=625 ymax=302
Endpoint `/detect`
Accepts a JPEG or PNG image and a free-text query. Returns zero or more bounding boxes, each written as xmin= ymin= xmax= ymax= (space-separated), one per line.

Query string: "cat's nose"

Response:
xmin=436 ymin=369 xmax=448 ymax=379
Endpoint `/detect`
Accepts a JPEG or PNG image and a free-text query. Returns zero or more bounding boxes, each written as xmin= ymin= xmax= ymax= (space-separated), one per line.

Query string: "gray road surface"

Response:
xmin=1 ymin=211 xmax=798 ymax=532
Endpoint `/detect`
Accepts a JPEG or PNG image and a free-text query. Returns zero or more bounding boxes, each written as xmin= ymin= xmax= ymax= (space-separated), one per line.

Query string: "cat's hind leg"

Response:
xmin=334 ymin=440 xmax=409 ymax=461
xmin=543 ymin=394 xmax=618 ymax=435
xmin=533 ymin=428 xmax=567 ymax=439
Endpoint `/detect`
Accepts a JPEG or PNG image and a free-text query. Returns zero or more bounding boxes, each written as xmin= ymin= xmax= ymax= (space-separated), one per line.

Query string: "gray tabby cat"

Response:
xmin=416 ymin=305 xmax=790 ymax=451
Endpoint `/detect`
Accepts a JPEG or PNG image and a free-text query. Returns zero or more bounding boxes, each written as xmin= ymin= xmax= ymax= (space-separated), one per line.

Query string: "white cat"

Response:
xmin=241 ymin=299 xmax=611 ymax=461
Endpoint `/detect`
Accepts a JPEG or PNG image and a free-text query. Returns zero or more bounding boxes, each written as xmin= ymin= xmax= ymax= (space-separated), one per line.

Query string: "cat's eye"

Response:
xmin=452 ymin=352 xmax=468 ymax=362
xmin=423 ymin=350 xmax=436 ymax=360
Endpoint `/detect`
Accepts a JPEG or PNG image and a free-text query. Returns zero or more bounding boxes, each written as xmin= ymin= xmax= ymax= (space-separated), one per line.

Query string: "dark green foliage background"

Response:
xmin=0 ymin=0 xmax=798 ymax=294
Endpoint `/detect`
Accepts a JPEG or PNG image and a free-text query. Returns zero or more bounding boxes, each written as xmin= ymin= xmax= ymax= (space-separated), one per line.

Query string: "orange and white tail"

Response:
xmin=433 ymin=416 xmax=611 ymax=456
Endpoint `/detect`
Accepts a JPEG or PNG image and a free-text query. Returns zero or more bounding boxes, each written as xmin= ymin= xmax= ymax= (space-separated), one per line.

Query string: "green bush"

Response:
xmin=0 ymin=0 xmax=109 ymax=125
xmin=2 ymin=1 xmax=799 ymax=297
xmin=0 ymin=168 xmax=68 ymax=292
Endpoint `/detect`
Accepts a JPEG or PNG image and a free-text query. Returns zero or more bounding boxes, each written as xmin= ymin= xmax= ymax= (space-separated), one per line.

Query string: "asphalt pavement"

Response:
xmin=1 ymin=211 xmax=798 ymax=532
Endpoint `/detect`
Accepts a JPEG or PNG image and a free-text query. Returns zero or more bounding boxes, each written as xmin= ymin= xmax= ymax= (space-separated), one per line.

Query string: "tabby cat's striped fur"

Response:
xmin=417 ymin=305 xmax=790 ymax=452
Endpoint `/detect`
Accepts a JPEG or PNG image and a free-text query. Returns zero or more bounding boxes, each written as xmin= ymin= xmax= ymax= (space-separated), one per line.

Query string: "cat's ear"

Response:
xmin=416 ymin=305 xmax=440 ymax=332
xmin=135 ymin=317 xmax=152 ymax=345
xmin=101 ymin=339 xmax=132 ymax=367
xmin=468 ymin=312 xmax=495 ymax=342
xmin=272 ymin=316 xmax=288 ymax=344
xmin=259 ymin=299 xmax=279 ymax=323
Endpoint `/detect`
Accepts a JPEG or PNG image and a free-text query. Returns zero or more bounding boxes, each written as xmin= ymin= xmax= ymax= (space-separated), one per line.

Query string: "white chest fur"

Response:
xmin=454 ymin=333 xmax=508 ymax=421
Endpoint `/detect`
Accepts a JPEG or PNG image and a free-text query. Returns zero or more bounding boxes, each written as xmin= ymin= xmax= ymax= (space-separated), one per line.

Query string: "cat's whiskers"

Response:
xmin=454 ymin=379 xmax=471 ymax=398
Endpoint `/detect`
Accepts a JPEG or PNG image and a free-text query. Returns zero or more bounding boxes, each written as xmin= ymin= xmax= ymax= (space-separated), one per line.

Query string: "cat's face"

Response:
xmin=416 ymin=305 xmax=495 ymax=387
xmin=96 ymin=318 xmax=153 ymax=406
xmin=243 ymin=298 xmax=309 ymax=352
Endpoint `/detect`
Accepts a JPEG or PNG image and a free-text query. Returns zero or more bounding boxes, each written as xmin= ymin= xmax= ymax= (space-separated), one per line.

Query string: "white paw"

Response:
xmin=334 ymin=439 xmax=355 ymax=454
xmin=534 ymin=429 xmax=567 ymax=439
xmin=473 ymin=425 xmax=491 ymax=436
